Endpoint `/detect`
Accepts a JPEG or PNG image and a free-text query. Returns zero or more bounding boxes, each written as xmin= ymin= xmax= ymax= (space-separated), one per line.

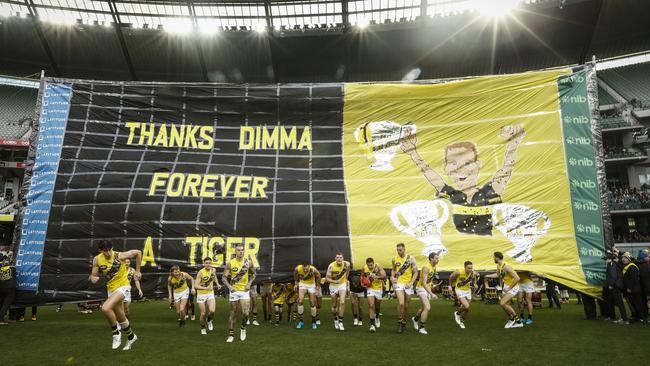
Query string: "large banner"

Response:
xmin=15 ymin=66 xmax=609 ymax=301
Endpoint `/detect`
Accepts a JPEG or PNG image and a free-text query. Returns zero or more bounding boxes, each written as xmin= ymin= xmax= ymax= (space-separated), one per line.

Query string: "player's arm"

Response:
xmin=449 ymin=270 xmax=459 ymax=288
xmin=134 ymin=272 xmax=143 ymax=297
xmin=314 ymin=268 xmax=321 ymax=289
xmin=89 ymin=256 xmax=100 ymax=284
xmin=293 ymin=267 xmax=300 ymax=287
xmin=390 ymin=259 xmax=398 ymax=284
xmin=420 ymin=266 xmax=433 ymax=297
xmin=492 ymin=124 xmax=525 ymax=195
xmin=221 ymin=262 xmax=233 ymax=291
xmin=118 ymin=250 xmax=143 ymax=280
xmin=407 ymin=257 xmax=418 ymax=288
xmin=375 ymin=266 xmax=387 ymax=280
xmin=504 ymin=265 xmax=520 ymax=291
xmin=400 ymin=128 xmax=446 ymax=192
xmin=194 ymin=272 xmax=208 ymax=291
xmin=325 ymin=264 xmax=335 ymax=284
xmin=246 ymin=259 xmax=256 ymax=291
xmin=167 ymin=277 xmax=173 ymax=303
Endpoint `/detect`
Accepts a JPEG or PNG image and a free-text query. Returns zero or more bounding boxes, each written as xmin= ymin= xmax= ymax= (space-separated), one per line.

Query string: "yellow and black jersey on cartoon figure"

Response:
xmin=438 ymin=183 xmax=502 ymax=236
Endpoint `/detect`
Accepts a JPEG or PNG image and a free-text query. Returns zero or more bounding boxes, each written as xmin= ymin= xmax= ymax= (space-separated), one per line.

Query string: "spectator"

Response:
xmin=604 ymin=256 xmax=628 ymax=324
xmin=636 ymin=249 xmax=650 ymax=321
xmin=0 ymin=250 xmax=16 ymax=325
xmin=621 ymin=252 xmax=643 ymax=322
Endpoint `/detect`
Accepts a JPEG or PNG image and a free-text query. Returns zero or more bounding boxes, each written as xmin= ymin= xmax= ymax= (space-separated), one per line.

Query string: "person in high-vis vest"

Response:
xmin=293 ymin=261 xmax=321 ymax=330
xmin=89 ymin=240 xmax=142 ymax=351
xmin=222 ymin=243 xmax=256 ymax=343
xmin=325 ymin=252 xmax=351 ymax=331
xmin=194 ymin=257 xmax=220 ymax=335
xmin=411 ymin=252 xmax=440 ymax=335
xmin=494 ymin=251 xmax=523 ymax=328
xmin=391 ymin=243 xmax=418 ymax=334
xmin=449 ymin=260 xmax=478 ymax=329
xmin=167 ymin=265 xmax=193 ymax=327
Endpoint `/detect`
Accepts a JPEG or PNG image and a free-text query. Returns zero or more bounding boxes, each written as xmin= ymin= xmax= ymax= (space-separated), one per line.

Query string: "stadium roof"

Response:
xmin=0 ymin=0 xmax=649 ymax=82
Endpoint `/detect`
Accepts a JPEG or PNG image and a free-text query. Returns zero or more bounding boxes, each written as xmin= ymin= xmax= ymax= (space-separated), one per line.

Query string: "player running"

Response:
xmin=271 ymin=282 xmax=286 ymax=326
xmin=294 ymin=261 xmax=321 ymax=330
xmin=517 ymin=271 xmax=535 ymax=325
xmin=391 ymin=243 xmax=418 ymax=333
xmin=361 ymin=257 xmax=387 ymax=332
xmin=412 ymin=252 xmax=440 ymax=334
xmin=449 ymin=260 xmax=478 ymax=329
xmin=194 ymin=257 xmax=220 ymax=335
xmin=326 ymin=252 xmax=351 ymax=331
xmin=494 ymin=251 xmax=523 ymax=328
xmin=89 ymin=240 xmax=142 ymax=350
xmin=123 ymin=258 xmax=142 ymax=320
xmin=167 ymin=265 xmax=193 ymax=327
xmin=285 ymin=282 xmax=298 ymax=324
xmin=222 ymin=244 xmax=256 ymax=342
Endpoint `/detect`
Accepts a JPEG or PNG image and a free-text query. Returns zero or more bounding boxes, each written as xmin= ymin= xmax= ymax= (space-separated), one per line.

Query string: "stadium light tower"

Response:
xmin=474 ymin=0 xmax=520 ymax=18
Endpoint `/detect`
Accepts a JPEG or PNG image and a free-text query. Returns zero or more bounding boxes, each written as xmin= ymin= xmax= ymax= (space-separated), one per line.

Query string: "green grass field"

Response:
xmin=1 ymin=296 xmax=647 ymax=366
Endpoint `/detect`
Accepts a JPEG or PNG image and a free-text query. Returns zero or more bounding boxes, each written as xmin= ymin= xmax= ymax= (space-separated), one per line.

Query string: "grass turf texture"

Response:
xmin=1 ymin=297 xmax=647 ymax=366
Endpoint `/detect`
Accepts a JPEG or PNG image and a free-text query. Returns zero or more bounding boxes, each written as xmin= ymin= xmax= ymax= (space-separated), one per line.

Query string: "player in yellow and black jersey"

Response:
xmin=167 ymin=265 xmax=193 ymax=327
xmin=325 ymin=252 xmax=351 ymax=331
xmin=449 ymin=260 xmax=478 ymax=329
xmin=390 ymin=243 xmax=418 ymax=334
xmin=294 ymin=261 xmax=321 ymax=330
xmin=222 ymin=243 xmax=256 ymax=343
xmin=411 ymin=252 xmax=440 ymax=335
xmin=194 ymin=257 xmax=221 ymax=335
xmin=89 ymin=240 xmax=142 ymax=350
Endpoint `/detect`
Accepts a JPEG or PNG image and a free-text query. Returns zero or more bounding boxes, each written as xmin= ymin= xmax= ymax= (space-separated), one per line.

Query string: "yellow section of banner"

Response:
xmin=343 ymin=69 xmax=601 ymax=297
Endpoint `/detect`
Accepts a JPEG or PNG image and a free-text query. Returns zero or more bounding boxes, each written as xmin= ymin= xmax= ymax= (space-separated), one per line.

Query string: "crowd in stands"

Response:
xmin=599 ymin=111 xmax=629 ymax=129
xmin=604 ymin=145 xmax=646 ymax=160
xmin=608 ymin=186 xmax=650 ymax=210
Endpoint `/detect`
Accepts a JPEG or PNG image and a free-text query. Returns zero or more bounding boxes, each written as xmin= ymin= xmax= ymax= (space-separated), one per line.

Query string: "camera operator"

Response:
xmin=621 ymin=252 xmax=643 ymax=322
xmin=0 ymin=249 xmax=16 ymax=325
xmin=604 ymin=250 xmax=628 ymax=324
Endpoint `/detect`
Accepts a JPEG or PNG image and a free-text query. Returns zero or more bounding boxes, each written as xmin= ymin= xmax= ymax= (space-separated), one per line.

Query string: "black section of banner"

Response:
xmin=37 ymin=81 xmax=350 ymax=302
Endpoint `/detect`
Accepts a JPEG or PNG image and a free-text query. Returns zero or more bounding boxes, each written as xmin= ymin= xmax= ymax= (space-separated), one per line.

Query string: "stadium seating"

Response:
xmin=599 ymin=115 xmax=629 ymax=129
xmin=598 ymin=62 xmax=650 ymax=103
xmin=597 ymin=85 xmax=618 ymax=105
xmin=0 ymin=84 xmax=36 ymax=139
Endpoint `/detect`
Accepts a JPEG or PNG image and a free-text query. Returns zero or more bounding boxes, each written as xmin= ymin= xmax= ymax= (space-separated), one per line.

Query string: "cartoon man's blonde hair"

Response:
xmin=444 ymin=141 xmax=478 ymax=165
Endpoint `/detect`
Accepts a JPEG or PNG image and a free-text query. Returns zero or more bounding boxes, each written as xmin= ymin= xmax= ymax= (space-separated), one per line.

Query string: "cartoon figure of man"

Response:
xmin=400 ymin=124 xmax=525 ymax=236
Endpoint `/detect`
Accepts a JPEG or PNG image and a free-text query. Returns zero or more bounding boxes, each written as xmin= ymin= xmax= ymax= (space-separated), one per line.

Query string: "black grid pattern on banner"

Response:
xmin=39 ymin=81 xmax=350 ymax=301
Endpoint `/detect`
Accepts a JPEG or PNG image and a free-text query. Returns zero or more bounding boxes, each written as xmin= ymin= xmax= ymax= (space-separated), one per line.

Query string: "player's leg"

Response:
xmin=296 ymin=288 xmax=306 ymax=328
xmin=517 ymin=291 xmax=525 ymax=320
xmin=240 ymin=297 xmax=251 ymax=340
xmin=113 ymin=295 xmax=137 ymax=350
xmin=403 ymin=289 xmax=411 ymax=327
xmin=102 ymin=292 xmax=125 ymax=349
xmin=457 ymin=297 xmax=470 ymax=328
xmin=123 ymin=302 xmax=130 ymax=320
xmin=178 ymin=297 xmax=188 ymax=327
xmin=395 ymin=289 xmax=406 ymax=333
xmin=500 ymin=291 xmax=521 ymax=328
xmin=198 ymin=299 xmax=208 ymax=334
xmin=250 ymin=292 xmax=259 ymax=325
xmin=337 ymin=288 xmax=346 ymax=327
xmin=376 ymin=297 xmax=382 ymax=327
xmin=227 ymin=298 xmax=238 ymax=342
xmin=416 ymin=292 xmax=431 ymax=334
xmin=367 ymin=294 xmax=377 ymax=331
xmin=308 ymin=291 xmax=318 ymax=328
xmin=206 ymin=296 xmax=216 ymax=331
xmin=331 ymin=291 xmax=339 ymax=329
xmin=526 ymin=292 xmax=534 ymax=323
xmin=274 ymin=304 xmax=282 ymax=325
